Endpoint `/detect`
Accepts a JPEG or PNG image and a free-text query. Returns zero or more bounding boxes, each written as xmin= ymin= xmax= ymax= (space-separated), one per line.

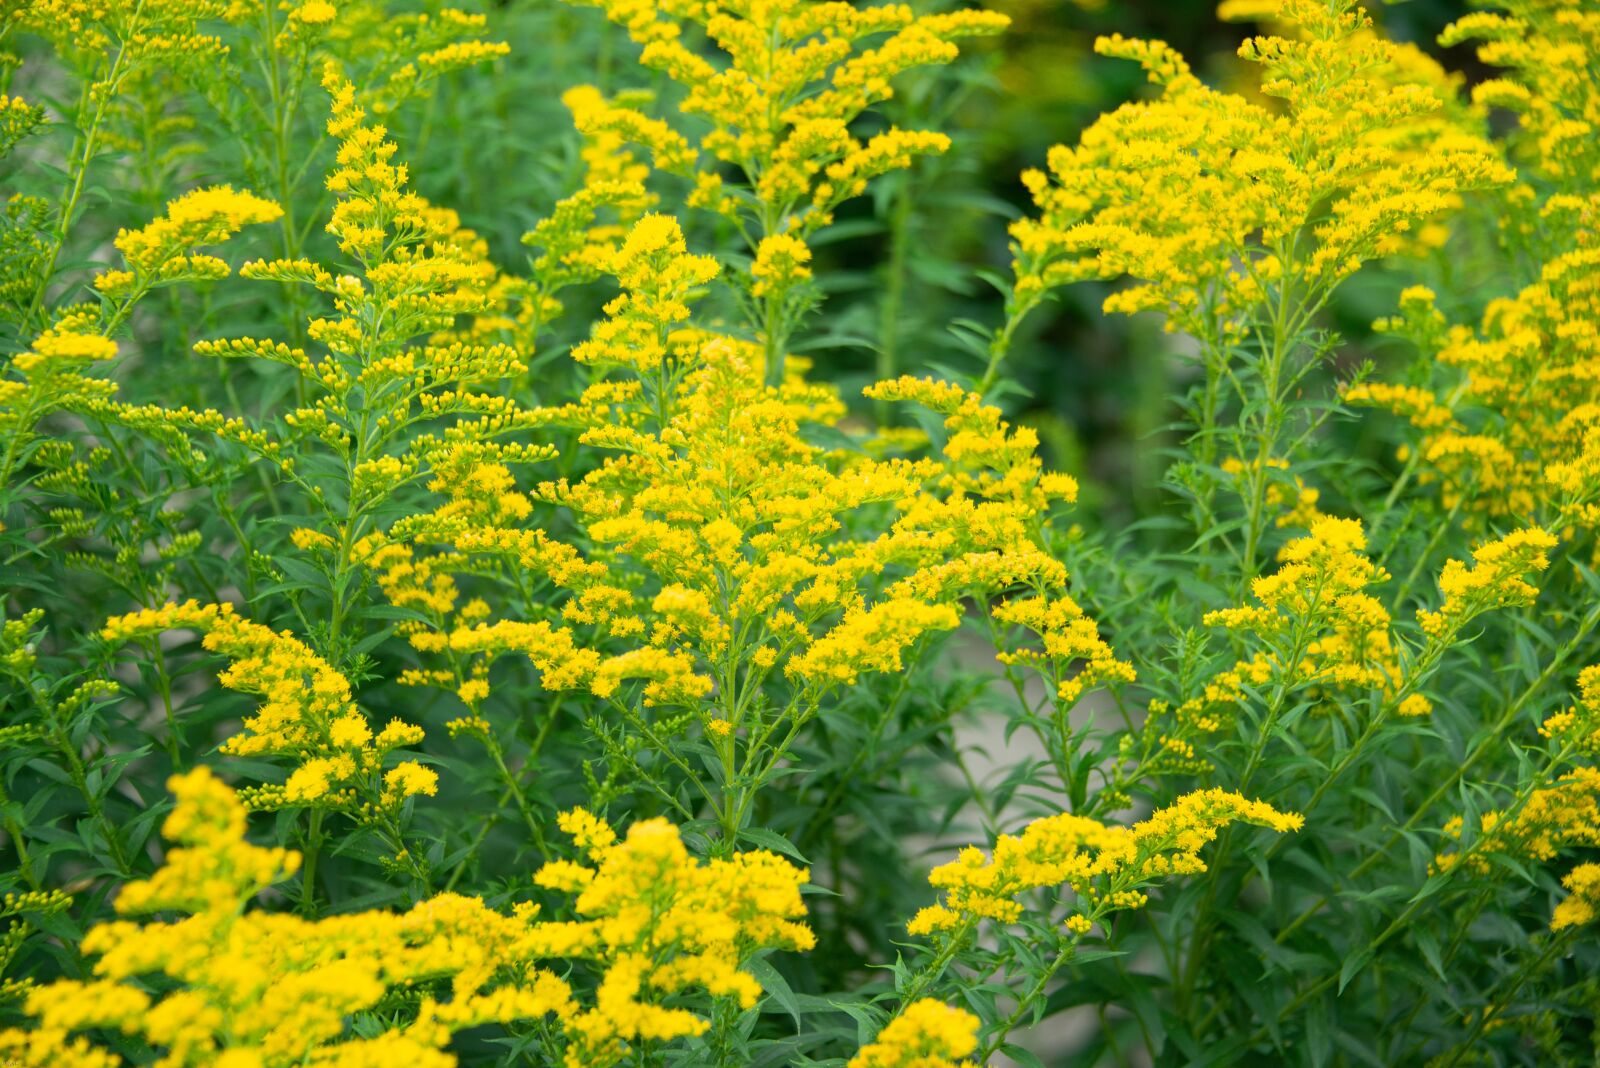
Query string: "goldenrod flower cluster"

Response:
xmin=527 ymin=808 xmax=814 ymax=1065
xmin=1552 ymin=863 xmax=1600 ymax=931
xmin=94 ymin=186 xmax=283 ymax=299
xmin=1415 ymin=527 xmax=1557 ymax=638
xmin=0 ymin=768 xmax=573 ymax=1067
xmin=101 ymin=601 xmax=431 ymax=813
xmin=908 ymin=789 xmax=1300 ymax=937
xmin=1208 ymin=518 xmax=1400 ymax=692
xmin=1348 ymin=3 xmax=1600 ymax=530
xmin=8 ymin=0 xmax=1600 ymax=1061
xmin=848 ymin=999 xmax=980 ymax=1068
xmin=1009 ymin=0 xmax=1511 ymax=342
xmin=559 ymin=0 xmax=1008 ymax=381
xmin=378 ymin=215 xmax=1113 ymax=857
xmin=0 ymin=769 xmax=827 ymax=1067
xmin=564 ymin=0 xmax=1007 ymax=237
xmin=9 ymin=0 xmax=234 ymax=60
xmin=1435 ymin=665 xmax=1600 ymax=936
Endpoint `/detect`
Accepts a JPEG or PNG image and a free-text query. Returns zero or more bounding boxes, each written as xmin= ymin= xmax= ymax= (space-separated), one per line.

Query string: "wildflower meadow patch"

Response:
xmin=2 ymin=0 xmax=1598 ymax=1064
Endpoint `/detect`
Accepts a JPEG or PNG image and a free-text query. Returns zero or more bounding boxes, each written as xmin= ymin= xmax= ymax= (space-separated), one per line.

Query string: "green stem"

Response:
xmin=300 ymin=807 xmax=325 ymax=916
xmin=875 ymin=176 xmax=914 ymax=423
xmin=0 ymin=780 xmax=39 ymax=890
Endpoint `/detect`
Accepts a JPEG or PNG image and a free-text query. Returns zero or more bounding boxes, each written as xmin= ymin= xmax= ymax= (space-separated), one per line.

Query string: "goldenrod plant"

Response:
xmin=1 ymin=0 xmax=1598 ymax=1064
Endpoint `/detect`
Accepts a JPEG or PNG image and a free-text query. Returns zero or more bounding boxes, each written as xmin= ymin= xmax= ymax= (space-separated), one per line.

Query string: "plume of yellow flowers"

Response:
xmin=306 ymin=3 xmax=512 ymax=116
xmin=908 ymin=789 xmax=1302 ymax=938
xmin=1415 ymin=527 xmax=1557 ymax=638
xmin=0 ymin=772 xmax=822 ymax=1066
xmin=100 ymin=601 xmax=434 ymax=816
xmin=559 ymin=0 xmax=1008 ymax=382
xmin=1207 ymin=517 xmax=1415 ymax=705
xmin=0 ymin=767 xmax=575 ymax=1068
xmin=1436 ymin=666 xmax=1600 ymax=930
xmin=1346 ymin=2 xmax=1600 ymax=530
xmin=1000 ymin=0 xmax=1513 ymax=407
xmin=8 ymin=0 xmax=234 ymax=63
xmin=0 ymin=93 xmax=44 ymax=158
xmin=1440 ymin=1 xmax=1600 ymax=197
xmin=94 ymin=185 xmax=283 ymax=299
xmin=0 ymin=317 xmax=120 ymax=481
xmin=1348 ymin=244 xmax=1600 ymax=527
xmin=99 ymin=68 xmax=563 ymax=687
xmin=848 ymin=999 xmax=980 ymax=1068
xmin=0 ymin=184 xmax=280 ymax=491
xmin=1552 ymin=863 xmax=1600 ymax=931
xmin=524 ymin=807 xmax=814 ymax=1066
xmin=396 ymin=217 xmax=1100 ymax=851
xmin=503 ymin=86 xmax=660 ymax=341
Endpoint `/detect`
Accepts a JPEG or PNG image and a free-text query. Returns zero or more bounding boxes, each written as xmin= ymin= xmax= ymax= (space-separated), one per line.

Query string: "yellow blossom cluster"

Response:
xmin=1 ymin=181 xmax=279 ymax=485
xmin=1540 ymin=665 xmax=1600 ymax=755
xmin=100 ymin=602 xmax=431 ymax=812
xmin=1416 ymin=527 xmax=1557 ymax=638
xmin=307 ymin=4 xmax=512 ymax=114
xmin=1349 ymin=247 xmax=1600 ymax=527
xmin=94 ymin=185 xmax=282 ymax=299
xmin=386 ymin=217 xmax=1115 ymax=849
xmin=523 ymin=808 xmax=815 ymax=1066
xmin=9 ymin=0 xmax=234 ymax=61
xmin=508 ymin=86 xmax=659 ymax=335
xmin=866 ymin=375 xmax=1081 ymax=512
xmin=1221 ymin=456 xmax=1327 ymax=531
xmin=1191 ymin=517 xmax=1421 ymax=731
xmin=1434 ymin=665 xmax=1600 ymax=933
xmin=992 ymin=594 xmax=1136 ymax=707
xmin=1348 ymin=3 xmax=1600 ymax=530
xmin=1009 ymin=0 xmax=1512 ymax=343
xmin=557 ymin=0 xmax=1007 ymax=383
xmin=908 ymin=789 xmax=1300 ymax=937
xmin=1552 ymin=863 xmax=1600 ymax=931
xmin=0 ymin=94 xmax=44 ymax=158
xmin=1440 ymin=1 xmax=1600 ymax=196
xmin=0 ymin=771 xmax=828 ymax=1067
xmin=571 ymin=213 xmax=720 ymax=374
xmin=849 ymin=999 xmax=980 ymax=1068
xmin=1437 ymin=767 xmax=1600 ymax=876
xmin=562 ymin=0 xmax=1008 ymax=234
xmin=0 ymin=768 xmax=574 ymax=1068
xmin=751 ymin=232 xmax=813 ymax=299
xmin=0 ymin=319 xmax=121 ymax=451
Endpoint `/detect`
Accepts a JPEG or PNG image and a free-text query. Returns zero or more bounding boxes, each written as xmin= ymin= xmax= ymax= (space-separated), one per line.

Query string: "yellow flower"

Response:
xmin=101 ymin=602 xmax=427 ymax=813
xmin=95 ymin=186 xmax=281 ymax=299
xmin=523 ymin=809 xmax=814 ymax=1067
xmin=1417 ymin=527 xmax=1558 ymax=638
xmin=750 ymin=233 xmax=813 ymax=298
xmin=849 ymin=999 xmax=980 ymax=1068
xmin=1010 ymin=2 xmax=1511 ymax=342
xmin=0 ymin=769 xmax=573 ymax=1066
xmin=908 ymin=790 xmax=1300 ymax=936
xmin=1552 ymin=862 xmax=1600 ymax=931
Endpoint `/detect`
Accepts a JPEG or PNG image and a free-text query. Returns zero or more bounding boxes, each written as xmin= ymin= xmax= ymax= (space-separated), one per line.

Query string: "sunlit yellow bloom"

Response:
xmin=849 ymin=999 xmax=979 ymax=1068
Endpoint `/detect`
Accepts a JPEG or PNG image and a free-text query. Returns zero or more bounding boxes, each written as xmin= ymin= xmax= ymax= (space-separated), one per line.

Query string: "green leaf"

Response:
xmin=738 ymin=826 xmax=809 ymax=864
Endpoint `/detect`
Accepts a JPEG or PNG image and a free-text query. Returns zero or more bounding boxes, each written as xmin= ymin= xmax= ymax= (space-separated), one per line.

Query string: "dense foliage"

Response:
xmin=2 ymin=0 xmax=1598 ymax=1064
